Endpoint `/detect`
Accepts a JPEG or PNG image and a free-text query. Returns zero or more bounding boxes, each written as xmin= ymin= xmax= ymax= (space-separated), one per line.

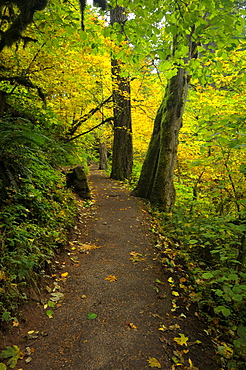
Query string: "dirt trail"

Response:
xmin=1 ymin=167 xmax=219 ymax=369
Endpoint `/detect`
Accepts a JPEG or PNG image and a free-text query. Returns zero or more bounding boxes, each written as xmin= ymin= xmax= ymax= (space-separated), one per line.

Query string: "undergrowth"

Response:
xmin=0 ymin=115 xmax=77 ymax=323
xmin=155 ymin=207 xmax=246 ymax=369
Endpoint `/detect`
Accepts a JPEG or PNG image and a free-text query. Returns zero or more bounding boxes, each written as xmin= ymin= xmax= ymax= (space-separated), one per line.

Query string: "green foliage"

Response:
xmin=0 ymin=345 xmax=21 ymax=369
xmin=0 ymin=113 xmax=77 ymax=321
xmin=157 ymin=208 xmax=246 ymax=368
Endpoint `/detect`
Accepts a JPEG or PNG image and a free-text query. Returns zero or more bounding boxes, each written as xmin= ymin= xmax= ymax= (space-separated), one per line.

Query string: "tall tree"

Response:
xmin=130 ymin=0 xmax=241 ymax=212
xmin=131 ymin=29 xmax=196 ymax=211
xmin=110 ymin=5 xmax=133 ymax=180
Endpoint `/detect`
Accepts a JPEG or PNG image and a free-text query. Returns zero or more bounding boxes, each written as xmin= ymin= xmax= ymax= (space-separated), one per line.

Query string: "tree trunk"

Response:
xmin=110 ymin=6 xmax=133 ymax=181
xmin=132 ymin=68 xmax=190 ymax=211
xmin=99 ymin=141 xmax=108 ymax=170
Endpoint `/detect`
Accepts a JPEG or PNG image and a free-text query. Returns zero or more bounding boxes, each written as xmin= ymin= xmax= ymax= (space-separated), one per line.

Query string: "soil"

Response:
xmin=0 ymin=166 xmax=220 ymax=370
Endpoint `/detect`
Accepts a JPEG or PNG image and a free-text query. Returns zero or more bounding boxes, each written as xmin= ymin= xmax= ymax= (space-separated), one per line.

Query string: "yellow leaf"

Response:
xmin=105 ymin=275 xmax=117 ymax=282
xmin=0 ymin=270 xmax=7 ymax=281
xmin=147 ymin=357 xmax=161 ymax=368
xmin=127 ymin=322 xmax=138 ymax=330
xmin=168 ymin=277 xmax=174 ymax=283
xmin=169 ymin=324 xmax=180 ymax=330
xmin=188 ymin=358 xmax=199 ymax=369
xmin=174 ymin=333 xmax=189 ymax=346
xmin=78 ymin=244 xmax=102 ymax=252
xmin=61 ymin=272 xmax=69 ymax=278
xmin=172 ymin=291 xmax=179 ymax=296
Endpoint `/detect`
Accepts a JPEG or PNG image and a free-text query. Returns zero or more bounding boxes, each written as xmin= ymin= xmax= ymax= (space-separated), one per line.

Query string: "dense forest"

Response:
xmin=0 ymin=0 xmax=245 ymax=369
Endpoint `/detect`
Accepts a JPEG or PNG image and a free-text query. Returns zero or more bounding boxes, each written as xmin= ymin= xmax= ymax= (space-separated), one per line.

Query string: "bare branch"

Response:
xmin=67 ymin=94 xmax=113 ymax=137
xmin=65 ymin=116 xmax=114 ymax=142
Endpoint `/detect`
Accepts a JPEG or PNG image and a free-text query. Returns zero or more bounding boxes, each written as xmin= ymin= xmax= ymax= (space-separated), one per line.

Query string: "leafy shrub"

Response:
xmin=0 ymin=115 xmax=77 ymax=321
xmin=158 ymin=209 xmax=246 ymax=368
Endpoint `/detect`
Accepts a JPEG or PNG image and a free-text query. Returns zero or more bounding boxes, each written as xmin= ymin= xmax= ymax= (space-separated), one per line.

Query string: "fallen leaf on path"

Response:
xmin=50 ymin=292 xmax=64 ymax=302
xmin=53 ymin=282 xmax=61 ymax=291
xmin=155 ymin=279 xmax=164 ymax=284
xmin=87 ymin=312 xmax=97 ymax=319
xmin=61 ymin=272 xmax=69 ymax=278
xmin=70 ymin=256 xmax=79 ymax=263
xmin=105 ymin=275 xmax=117 ymax=282
xmin=78 ymin=244 xmax=102 ymax=253
xmin=172 ymin=291 xmax=179 ymax=297
xmin=172 ymin=349 xmax=188 ymax=365
xmin=188 ymin=358 xmax=199 ymax=369
xmin=174 ymin=333 xmax=189 ymax=346
xmin=25 ymin=356 xmax=32 ymax=364
xmin=159 ymin=324 xmax=168 ymax=331
xmin=169 ymin=324 xmax=181 ymax=330
xmin=45 ymin=285 xmax=52 ymax=293
xmin=129 ymin=251 xmax=146 ymax=262
xmin=25 ymin=331 xmax=47 ymax=340
xmin=45 ymin=310 xmax=53 ymax=319
xmin=147 ymin=357 xmax=161 ymax=368
xmin=125 ymin=322 xmax=138 ymax=330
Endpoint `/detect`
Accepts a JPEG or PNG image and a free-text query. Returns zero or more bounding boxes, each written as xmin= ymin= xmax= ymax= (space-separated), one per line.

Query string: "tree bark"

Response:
xmin=132 ymin=68 xmax=190 ymax=211
xmin=110 ymin=6 xmax=133 ymax=181
xmin=99 ymin=141 xmax=108 ymax=170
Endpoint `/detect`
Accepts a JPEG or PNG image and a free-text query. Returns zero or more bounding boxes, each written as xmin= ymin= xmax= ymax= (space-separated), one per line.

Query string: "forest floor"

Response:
xmin=0 ymin=166 xmax=220 ymax=370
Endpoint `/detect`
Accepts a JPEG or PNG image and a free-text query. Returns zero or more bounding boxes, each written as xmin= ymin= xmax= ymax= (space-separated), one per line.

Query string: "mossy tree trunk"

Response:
xmin=99 ymin=141 xmax=108 ymax=170
xmin=132 ymin=68 xmax=190 ymax=212
xmin=110 ymin=6 xmax=133 ymax=181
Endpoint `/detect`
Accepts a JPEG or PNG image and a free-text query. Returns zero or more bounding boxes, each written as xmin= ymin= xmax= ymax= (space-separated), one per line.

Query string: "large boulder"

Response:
xmin=66 ymin=166 xmax=91 ymax=199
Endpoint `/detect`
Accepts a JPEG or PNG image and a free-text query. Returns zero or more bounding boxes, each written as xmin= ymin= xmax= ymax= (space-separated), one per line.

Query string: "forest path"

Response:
xmin=1 ymin=166 xmax=218 ymax=369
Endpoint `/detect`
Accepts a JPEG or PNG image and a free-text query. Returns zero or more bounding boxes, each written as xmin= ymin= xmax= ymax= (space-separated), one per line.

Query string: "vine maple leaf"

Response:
xmin=105 ymin=275 xmax=117 ymax=282
xmin=147 ymin=357 xmax=161 ymax=368
xmin=173 ymin=333 xmax=189 ymax=346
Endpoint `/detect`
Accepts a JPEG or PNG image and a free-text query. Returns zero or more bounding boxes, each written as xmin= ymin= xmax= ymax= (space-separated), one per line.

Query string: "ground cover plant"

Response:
xmin=0 ymin=112 xmax=77 ymax=323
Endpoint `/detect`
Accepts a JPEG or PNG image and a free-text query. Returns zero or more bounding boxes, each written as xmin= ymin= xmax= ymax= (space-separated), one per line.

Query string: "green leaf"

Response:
xmin=0 ymin=364 xmax=6 ymax=370
xmin=228 ymin=273 xmax=238 ymax=281
xmin=214 ymin=289 xmax=223 ymax=297
xmin=45 ymin=310 xmax=53 ymax=319
xmin=232 ymin=294 xmax=243 ymax=302
xmin=214 ymin=305 xmax=231 ymax=317
xmin=202 ymin=272 xmax=213 ymax=279
xmin=222 ymin=307 xmax=231 ymax=317
xmin=80 ymin=31 xmax=87 ymax=41
xmin=237 ymin=324 xmax=246 ymax=342
xmin=1 ymin=312 xmax=10 ymax=321
xmin=0 ymin=345 xmax=21 ymax=369
xmin=189 ymin=239 xmax=198 ymax=244
xmin=87 ymin=312 xmax=97 ymax=320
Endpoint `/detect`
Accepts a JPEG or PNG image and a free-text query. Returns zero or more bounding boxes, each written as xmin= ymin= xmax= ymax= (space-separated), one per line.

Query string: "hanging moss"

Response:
xmin=0 ymin=1 xmax=48 ymax=51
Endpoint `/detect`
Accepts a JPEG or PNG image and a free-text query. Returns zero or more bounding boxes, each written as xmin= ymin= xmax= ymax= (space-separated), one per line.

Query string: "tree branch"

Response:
xmin=67 ymin=94 xmax=113 ymax=137
xmin=65 ymin=116 xmax=113 ymax=142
